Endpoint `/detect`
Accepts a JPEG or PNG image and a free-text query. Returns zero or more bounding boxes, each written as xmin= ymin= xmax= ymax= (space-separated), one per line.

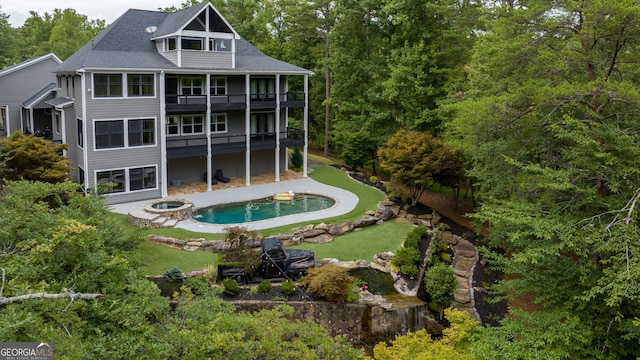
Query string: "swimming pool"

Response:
xmin=192 ymin=194 xmax=336 ymax=225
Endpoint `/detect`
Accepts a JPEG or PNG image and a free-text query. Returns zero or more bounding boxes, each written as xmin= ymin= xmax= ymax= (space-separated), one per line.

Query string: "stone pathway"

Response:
xmin=450 ymin=234 xmax=481 ymax=321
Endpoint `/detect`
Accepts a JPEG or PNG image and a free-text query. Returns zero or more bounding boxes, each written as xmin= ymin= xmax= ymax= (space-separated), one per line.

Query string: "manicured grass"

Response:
xmin=290 ymin=221 xmax=415 ymax=262
xmin=137 ymin=241 xmax=221 ymax=275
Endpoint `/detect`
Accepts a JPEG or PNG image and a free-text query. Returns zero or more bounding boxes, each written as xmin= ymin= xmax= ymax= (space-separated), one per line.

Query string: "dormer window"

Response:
xmin=182 ymin=37 xmax=203 ymax=51
xmin=209 ymin=38 xmax=231 ymax=52
xmin=167 ymin=38 xmax=176 ymax=51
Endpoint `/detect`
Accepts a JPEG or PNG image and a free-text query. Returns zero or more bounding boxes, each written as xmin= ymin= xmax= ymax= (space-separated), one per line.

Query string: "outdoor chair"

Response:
xmin=214 ymin=169 xmax=230 ymax=183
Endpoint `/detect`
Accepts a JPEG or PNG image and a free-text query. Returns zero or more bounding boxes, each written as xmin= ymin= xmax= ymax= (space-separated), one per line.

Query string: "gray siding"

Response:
xmin=181 ymin=51 xmax=233 ymax=68
xmin=0 ymin=57 xmax=59 ymax=135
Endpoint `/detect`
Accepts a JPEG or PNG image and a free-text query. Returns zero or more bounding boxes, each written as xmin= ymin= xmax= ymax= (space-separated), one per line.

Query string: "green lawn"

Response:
xmin=137 ymin=242 xmax=221 ymax=275
xmin=290 ymin=221 xmax=414 ymax=262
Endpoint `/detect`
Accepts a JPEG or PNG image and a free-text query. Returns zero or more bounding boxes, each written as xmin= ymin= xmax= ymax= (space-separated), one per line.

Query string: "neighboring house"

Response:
xmin=48 ymin=2 xmax=311 ymax=204
xmin=0 ymin=53 xmax=62 ymax=139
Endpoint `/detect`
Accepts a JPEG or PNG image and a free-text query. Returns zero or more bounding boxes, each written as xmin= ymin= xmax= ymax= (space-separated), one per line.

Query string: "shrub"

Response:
xmin=162 ymin=267 xmax=185 ymax=282
xmin=404 ymin=226 xmax=426 ymax=249
xmin=390 ymin=247 xmax=420 ymax=268
xmin=204 ymin=263 xmax=218 ymax=284
xmin=280 ymin=280 xmax=297 ymax=296
xmin=257 ymin=280 xmax=273 ymax=293
xmin=290 ymin=147 xmax=303 ymax=169
xmin=369 ymin=175 xmax=379 ymax=184
xmin=400 ymin=264 xmax=419 ymax=278
xmin=424 ymin=263 xmax=458 ymax=318
xmin=300 ymin=265 xmax=356 ymax=303
xmin=222 ymin=278 xmax=240 ymax=296
xmin=249 ymin=285 xmax=260 ymax=296
xmin=184 ymin=276 xmax=209 ymax=296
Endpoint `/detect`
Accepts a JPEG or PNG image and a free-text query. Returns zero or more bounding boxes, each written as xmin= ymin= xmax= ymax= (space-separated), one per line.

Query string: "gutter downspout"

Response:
xmin=59 ymin=108 xmax=67 ymax=157
xmin=79 ymin=70 xmax=90 ymax=194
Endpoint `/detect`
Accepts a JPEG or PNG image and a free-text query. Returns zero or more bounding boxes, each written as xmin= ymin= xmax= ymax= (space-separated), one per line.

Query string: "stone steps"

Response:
xmin=128 ymin=209 xmax=180 ymax=228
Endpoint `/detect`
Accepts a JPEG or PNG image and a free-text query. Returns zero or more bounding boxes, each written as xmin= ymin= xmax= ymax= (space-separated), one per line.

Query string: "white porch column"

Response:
xmin=275 ymin=74 xmax=281 ymax=182
xmin=206 ymin=73 xmax=212 ymax=192
xmin=303 ymin=73 xmax=309 ymax=177
xmin=245 ymin=74 xmax=251 ymax=186
xmin=159 ymin=71 xmax=168 ymax=198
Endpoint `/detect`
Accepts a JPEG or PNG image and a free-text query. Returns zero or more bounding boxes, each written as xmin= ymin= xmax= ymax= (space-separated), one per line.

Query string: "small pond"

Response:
xmin=192 ymin=194 xmax=336 ymax=225
xmin=349 ymin=268 xmax=397 ymax=295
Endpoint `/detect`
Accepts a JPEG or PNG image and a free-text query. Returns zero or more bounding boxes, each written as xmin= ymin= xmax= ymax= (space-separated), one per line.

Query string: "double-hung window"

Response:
xmin=166 ymin=116 xmax=180 ymax=136
xmin=95 ymin=119 xmax=155 ymax=149
xmin=129 ymin=166 xmax=156 ymax=191
xmin=127 ymin=74 xmax=154 ymax=97
xmin=181 ymin=77 xmax=203 ymax=95
xmin=210 ymin=77 xmax=227 ymax=96
xmin=182 ymin=115 xmax=204 ymax=134
xmin=94 ymin=74 xmax=123 ymax=97
xmin=211 ymin=113 xmax=227 ymax=133
xmin=95 ymin=120 xmax=124 ymax=149
xmin=96 ymin=169 xmax=125 ymax=193
xmin=128 ymin=119 xmax=155 ymax=146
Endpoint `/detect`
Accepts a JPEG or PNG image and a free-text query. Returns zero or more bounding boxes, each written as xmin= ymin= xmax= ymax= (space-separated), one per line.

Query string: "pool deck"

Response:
xmin=109 ymin=177 xmax=360 ymax=233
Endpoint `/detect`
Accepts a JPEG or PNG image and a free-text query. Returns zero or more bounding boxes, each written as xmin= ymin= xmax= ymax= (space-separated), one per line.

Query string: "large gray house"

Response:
xmin=41 ymin=2 xmax=310 ymax=204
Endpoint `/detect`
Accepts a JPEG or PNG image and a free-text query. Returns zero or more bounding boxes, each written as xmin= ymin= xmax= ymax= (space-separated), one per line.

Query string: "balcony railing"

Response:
xmin=165 ymin=128 xmax=305 ymax=159
xmin=165 ymin=92 xmax=305 ymax=113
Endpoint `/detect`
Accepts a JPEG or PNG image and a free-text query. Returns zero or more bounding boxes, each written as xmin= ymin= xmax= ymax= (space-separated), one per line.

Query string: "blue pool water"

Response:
xmin=192 ymin=194 xmax=336 ymax=224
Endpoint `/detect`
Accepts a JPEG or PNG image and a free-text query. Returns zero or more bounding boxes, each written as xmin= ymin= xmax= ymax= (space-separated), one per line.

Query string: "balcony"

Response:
xmin=165 ymin=128 xmax=306 ymax=159
xmin=166 ymin=92 xmax=305 ymax=113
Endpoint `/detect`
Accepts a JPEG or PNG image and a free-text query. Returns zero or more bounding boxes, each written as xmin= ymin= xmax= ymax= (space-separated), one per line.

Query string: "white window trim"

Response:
xmin=210 ymin=76 xmax=227 ymax=96
xmin=126 ymin=73 xmax=157 ymax=98
xmin=93 ymin=117 xmax=158 ymax=151
xmin=92 ymin=73 xmax=157 ymax=99
xmin=210 ymin=112 xmax=228 ymax=134
xmin=94 ymin=164 xmax=158 ymax=195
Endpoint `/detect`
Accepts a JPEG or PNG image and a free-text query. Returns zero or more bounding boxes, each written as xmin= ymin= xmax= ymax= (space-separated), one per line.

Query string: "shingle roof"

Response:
xmin=46 ymin=97 xmax=74 ymax=108
xmin=22 ymin=83 xmax=56 ymax=108
xmin=0 ymin=53 xmax=61 ymax=77
xmin=153 ymin=3 xmax=210 ymax=38
xmin=56 ymin=3 xmax=310 ymax=75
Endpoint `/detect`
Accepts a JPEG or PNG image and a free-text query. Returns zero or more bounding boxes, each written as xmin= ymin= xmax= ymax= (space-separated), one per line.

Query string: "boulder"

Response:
xmin=327 ymin=221 xmax=355 ymax=236
xmin=376 ymin=205 xmax=396 ymax=221
xmin=302 ymin=228 xmax=327 ymax=238
xmin=353 ymin=215 xmax=379 ymax=228
xmin=304 ymin=233 xmax=334 ymax=243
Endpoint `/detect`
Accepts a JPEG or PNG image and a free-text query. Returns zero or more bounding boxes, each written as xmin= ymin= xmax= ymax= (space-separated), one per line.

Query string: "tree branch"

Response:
xmin=0 ymin=288 xmax=105 ymax=306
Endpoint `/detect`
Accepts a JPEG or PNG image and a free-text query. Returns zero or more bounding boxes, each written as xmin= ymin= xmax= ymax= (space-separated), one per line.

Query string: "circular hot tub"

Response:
xmin=144 ymin=199 xmax=194 ymax=220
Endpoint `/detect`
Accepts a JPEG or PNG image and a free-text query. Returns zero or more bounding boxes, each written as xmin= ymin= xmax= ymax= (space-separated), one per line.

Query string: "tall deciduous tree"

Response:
xmin=382 ymin=0 xmax=482 ymax=131
xmin=330 ymin=0 xmax=396 ymax=170
xmin=448 ymin=1 xmax=640 ymax=358
xmin=15 ymin=8 xmax=104 ymax=61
